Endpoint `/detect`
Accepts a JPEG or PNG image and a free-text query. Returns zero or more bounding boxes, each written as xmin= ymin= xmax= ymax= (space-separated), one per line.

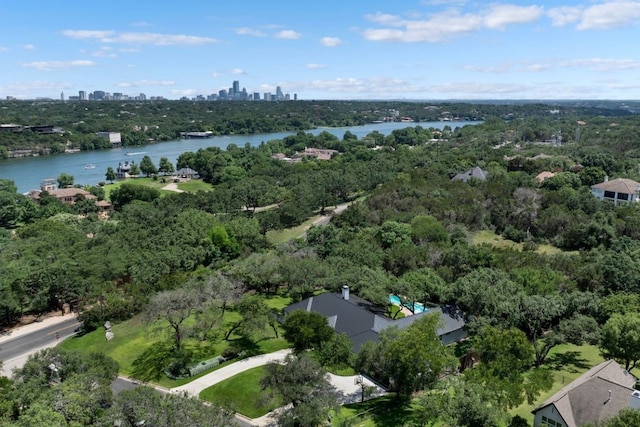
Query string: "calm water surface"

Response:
xmin=0 ymin=121 xmax=478 ymax=194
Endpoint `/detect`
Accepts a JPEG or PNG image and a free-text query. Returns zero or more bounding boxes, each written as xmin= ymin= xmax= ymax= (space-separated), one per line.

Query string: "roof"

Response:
xmin=284 ymin=292 xmax=466 ymax=352
xmin=452 ymin=166 xmax=488 ymax=182
xmin=533 ymin=360 xmax=637 ymax=427
xmin=176 ymin=167 xmax=199 ymax=175
xmin=591 ymin=178 xmax=640 ymax=195
xmin=29 ymin=188 xmax=95 ymax=200
xmin=536 ymin=171 xmax=556 ymax=182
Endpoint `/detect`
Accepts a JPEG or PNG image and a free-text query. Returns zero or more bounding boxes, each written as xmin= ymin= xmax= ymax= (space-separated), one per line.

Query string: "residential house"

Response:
xmin=451 ymin=166 xmax=488 ymax=183
xmin=175 ymin=167 xmax=199 ymax=180
xmin=96 ymin=132 xmax=122 ymax=147
xmin=591 ymin=177 xmax=640 ymax=206
xmin=532 ymin=360 xmax=638 ymax=427
xmin=536 ymin=171 xmax=556 ymax=184
xmin=27 ymin=179 xmax=112 ymax=211
xmin=283 ymin=286 xmax=467 ymax=353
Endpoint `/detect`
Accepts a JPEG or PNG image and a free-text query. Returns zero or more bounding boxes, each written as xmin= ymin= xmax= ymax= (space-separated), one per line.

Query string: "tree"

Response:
xmin=104 ymin=386 xmax=237 ymax=427
xmin=356 ymin=313 xmax=456 ymax=397
xmin=158 ymin=157 xmax=175 ymax=175
xmin=105 ymin=167 xmax=116 ymax=183
xmin=600 ymin=313 xmax=640 ymax=371
xmin=129 ymin=162 xmax=140 ymax=176
xmin=414 ymin=377 xmax=508 ymax=427
xmin=282 ymin=310 xmax=334 ymax=353
xmin=317 ymin=332 xmax=354 ymax=369
xmin=140 ymin=155 xmax=158 ymax=177
xmin=109 ymin=182 xmax=160 ymax=210
xmin=466 ymin=326 xmax=552 ymax=409
xmin=584 ymin=408 xmax=640 ymax=427
xmin=224 ymin=294 xmax=279 ymax=340
xmin=261 ymin=354 xmax=339 ymax=427
xmin=56 ymin=172 xmax=74 ymax=188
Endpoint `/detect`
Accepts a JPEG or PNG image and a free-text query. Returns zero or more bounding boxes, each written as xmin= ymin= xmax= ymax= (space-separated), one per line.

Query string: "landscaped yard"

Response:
xmin=200 ymin=366 xmax=283 ymax=418
xmin=510 ymin=343 xmax=605 ymax=423
xmin=58 ymin=295 xmax=292 ymax=388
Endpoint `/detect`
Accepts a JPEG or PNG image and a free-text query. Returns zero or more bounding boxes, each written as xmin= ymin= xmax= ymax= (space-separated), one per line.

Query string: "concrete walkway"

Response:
xmin=170 ymin=348 xmax=386 ymax=426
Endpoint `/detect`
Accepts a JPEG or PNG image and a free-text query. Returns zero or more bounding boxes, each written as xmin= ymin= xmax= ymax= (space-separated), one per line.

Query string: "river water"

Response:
xmin=0 ymin=121 xmax=477 ymax=194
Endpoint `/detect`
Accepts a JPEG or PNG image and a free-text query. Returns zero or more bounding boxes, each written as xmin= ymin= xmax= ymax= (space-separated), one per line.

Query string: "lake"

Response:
xmin=0 ymin=121 xmax=478 ymax=194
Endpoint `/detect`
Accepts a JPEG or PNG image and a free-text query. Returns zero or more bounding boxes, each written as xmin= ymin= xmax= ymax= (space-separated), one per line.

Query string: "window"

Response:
xmin=617 ymin=192 xmax=629 ymax=200
xmin=604 ymin=191 xmax=616 ymax=199
xmin=541 ymin=415 xmax=563 ymax=427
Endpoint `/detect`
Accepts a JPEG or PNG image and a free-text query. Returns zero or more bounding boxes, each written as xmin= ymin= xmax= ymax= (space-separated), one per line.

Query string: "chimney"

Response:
xmin=342 ymin=285 xmax=350 ymax=301
xmin=606 ymin=390 xmax=612 ymax=404
xmin=604 ymin=175 xmax=609 ymax=182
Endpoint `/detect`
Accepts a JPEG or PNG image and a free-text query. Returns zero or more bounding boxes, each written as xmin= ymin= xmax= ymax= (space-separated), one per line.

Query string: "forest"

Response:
xmin=2 ymin=101 xmax=640 ymax=426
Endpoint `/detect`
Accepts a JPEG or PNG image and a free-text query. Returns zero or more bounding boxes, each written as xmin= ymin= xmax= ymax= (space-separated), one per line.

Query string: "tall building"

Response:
xmin=253 ymin=92 xmax=260 ymax=101
xmin=276 ymin=86 xmax=284 ymax=101
xmin=79 ymin=90 xmax=86 ymax=100
xmin=60 ymin=91 xmax=64 ymax=101
xmin=232 ymin=80 xmax=240 ymax=95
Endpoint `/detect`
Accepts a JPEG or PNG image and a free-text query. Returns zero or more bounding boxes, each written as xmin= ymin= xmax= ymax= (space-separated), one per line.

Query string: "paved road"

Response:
xmin=0 ymin=315 xmax=80 ymax=377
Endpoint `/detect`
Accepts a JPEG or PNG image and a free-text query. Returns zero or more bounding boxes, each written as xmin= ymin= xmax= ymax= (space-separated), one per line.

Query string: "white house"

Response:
xmin=591 ymin=177 xmax=640 ymax=206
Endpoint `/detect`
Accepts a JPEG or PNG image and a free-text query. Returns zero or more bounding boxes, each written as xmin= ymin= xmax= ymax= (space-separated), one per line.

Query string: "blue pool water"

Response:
xmin=388 ymin=294 xmax=426 ymax=313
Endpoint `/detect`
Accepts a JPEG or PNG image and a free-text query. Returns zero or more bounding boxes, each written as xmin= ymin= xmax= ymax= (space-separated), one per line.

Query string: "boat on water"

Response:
xmin=84 ymin=163 xmax=96 ymax=169
xmin=125 ymin=151 xmax=146 ymax=156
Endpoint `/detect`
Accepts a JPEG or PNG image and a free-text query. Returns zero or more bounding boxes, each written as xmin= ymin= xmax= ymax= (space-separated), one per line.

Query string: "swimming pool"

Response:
xmin=388 ymin=294 xmax=426 ymax=313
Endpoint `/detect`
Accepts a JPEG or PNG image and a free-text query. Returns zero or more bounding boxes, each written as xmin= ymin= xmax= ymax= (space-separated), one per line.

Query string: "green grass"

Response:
xmin=471 ymin=230 xmax=564 ymax=255
xmin=510 ymin=344 xmax=605 ymax=423
xmin=200 ymin=366 xmax=282 ymax=418
xmin=176 ymin=180 xmax=213 ymax=192
xmin=336 ymin=395 xmax=416 ymax=427
xmin=58 ymin=295 xmax=292 ymax=387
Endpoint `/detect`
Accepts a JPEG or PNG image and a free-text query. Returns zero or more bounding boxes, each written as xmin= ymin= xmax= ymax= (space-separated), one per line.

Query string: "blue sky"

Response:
xmin=2 ymin=0 xmax=640 ymax=100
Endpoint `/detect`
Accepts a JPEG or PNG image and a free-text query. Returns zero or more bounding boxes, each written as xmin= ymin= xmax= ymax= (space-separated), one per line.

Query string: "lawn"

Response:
xmin=58 ymin=294 xmax=292 ymax=388
xmin=471 ymin=230 xmax=565 ymax=255
xmin=101 ymin=177 xmax=211 ymax=200
xmin=510 ymin=343 xmax=605 ymax=423
xmin=200 ymin=366 xmax=282 ymax=419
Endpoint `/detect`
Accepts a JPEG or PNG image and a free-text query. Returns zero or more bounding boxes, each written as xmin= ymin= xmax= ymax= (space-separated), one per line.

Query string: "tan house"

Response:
xmin=536 ymin=171 xmax=556 ymax=184
xmin=532 ymin=360 xmax=638 ymax=427
xmin=591 ymin=177 xmax=640 ymax=206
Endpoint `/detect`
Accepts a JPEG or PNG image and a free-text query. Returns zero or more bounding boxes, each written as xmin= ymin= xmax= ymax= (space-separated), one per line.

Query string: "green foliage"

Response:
xmin=282 ymin=309 xmax=334 ymax=353
xmin=599 ymin=313 xmax=640 ymax=370
xmin=260 ymin=354 xmax=339 ymax=427
xmin=109 ymin=182 xmax=160 ymax=209
xmin=56 ymin=172 xmax=74 ymax=188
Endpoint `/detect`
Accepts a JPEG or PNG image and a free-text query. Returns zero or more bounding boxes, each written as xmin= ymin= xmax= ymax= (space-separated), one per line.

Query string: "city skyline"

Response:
xmin=1 ymin=1 xmax=640 ymax=100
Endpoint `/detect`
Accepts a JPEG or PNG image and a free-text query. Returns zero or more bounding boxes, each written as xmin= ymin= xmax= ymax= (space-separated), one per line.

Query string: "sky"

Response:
xmin=1 ymin=0 xmax=640 ymax=101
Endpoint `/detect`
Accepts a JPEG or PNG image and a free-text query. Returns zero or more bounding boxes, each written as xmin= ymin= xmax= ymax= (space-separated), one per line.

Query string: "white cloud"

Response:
xmin=276 ymin=30 xmax=302 ymax=39
xmin=231 ymin=68 xmax=245 ymax=75
xmin=483 ymin=4 xmax=543 ymax=30
xmin=235 ymin=27 xmax=267 ymax=37
xmin=463 ymin=63 xmax=513 ymax=73
xmin=62 ymin=29 xmax=218 ymax=45
xmin=0 ymin=80 xmax=72 ymax=95
xmin=320 ymin=37 xmax=342 ymax=47
xmin=547 ymin=6 xmax=583 ymax=27
xmin=428 ymin=82 xmax=529 ymax=95
xmin=560 ymin=57 xmax=640 ymax=71
xmin=170 ymin=89 xmax=198 ymax=96
xmin=22 ymin=44 xmax=35 ymax=50
xmin=578 ymin=1 xmax=640 ymax=30
xmin=306 ymin=63 xmax=326 ymax=69
xmin=363 ymin=4 xmax=543 ymax=43
xmin=92 ymin=47 xmax=117 ymax=58
xmin=21 ymin=60 xmax=95 ymax=71
xmin=117 ymin=80 xmax=176 ymax=88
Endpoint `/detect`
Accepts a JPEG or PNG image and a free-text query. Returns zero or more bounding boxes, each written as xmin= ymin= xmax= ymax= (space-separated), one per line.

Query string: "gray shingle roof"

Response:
xmin=533 ymin=360 xmax=637 ymax=427
xmin=284 ymin=292 xmax=466 ymax=352
xmin=452 ymin=166 xmax=488 ymax=182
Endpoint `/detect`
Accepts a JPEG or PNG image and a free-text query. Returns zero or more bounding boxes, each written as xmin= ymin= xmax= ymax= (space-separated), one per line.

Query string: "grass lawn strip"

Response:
xmin=199 ymin=366 xmax=282 ymax=419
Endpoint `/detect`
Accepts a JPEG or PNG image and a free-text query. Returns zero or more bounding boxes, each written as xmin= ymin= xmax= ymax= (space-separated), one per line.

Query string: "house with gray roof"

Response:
xmin=451 ymin=166 xmax=488 ymax=183
xmin=532 ymin=360 xmax=638 ymax=427
xmin=283 ymin=286 xmax=467 ymax=352
xmin=591 ymin=177 xmax=640 ymax=206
